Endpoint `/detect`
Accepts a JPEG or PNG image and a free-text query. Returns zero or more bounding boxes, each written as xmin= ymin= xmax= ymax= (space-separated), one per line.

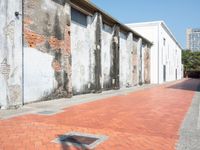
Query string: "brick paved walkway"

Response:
xmin=0 ymin=79 xmax=199 ymax=150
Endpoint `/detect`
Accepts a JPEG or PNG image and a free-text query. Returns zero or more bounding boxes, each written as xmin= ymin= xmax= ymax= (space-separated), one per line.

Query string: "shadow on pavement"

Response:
xmin=58 ymin=135 xmax=90 ymax=150
xmin=167 ymin=79 xmax=200 ymax=92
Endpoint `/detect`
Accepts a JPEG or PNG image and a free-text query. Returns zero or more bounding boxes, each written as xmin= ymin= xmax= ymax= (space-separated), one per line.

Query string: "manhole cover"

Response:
xmin=53 ymin=132 xmax=108 ymax=149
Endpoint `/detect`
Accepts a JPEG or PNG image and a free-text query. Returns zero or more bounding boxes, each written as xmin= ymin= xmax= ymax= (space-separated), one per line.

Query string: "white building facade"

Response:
xmin=127 ymin=21 xmax=183 ymax=84
xmin=0 ymin=0 xmax=152 ymax=109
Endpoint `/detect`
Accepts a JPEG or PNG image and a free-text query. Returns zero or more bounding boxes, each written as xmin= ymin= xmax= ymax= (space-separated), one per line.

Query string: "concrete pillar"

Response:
xmin=111 ymin=25 xmax=120 ymax=89
xmin=94 ymin=13 xmax=102 ymax=92
xmin=137 ymin=38 xmax=143 ymax=85
xmin=63 ymin=3 xmax=72 ymax=96
xmin=144 ymin=44 xmax=151 ymax=84
xmin=126 ymin=32 xmax=134 ymax=87
xmin=0 ymin=0 xmax=22 ymax=108
xmin=132 ymin=38 xmax=138 ymax=86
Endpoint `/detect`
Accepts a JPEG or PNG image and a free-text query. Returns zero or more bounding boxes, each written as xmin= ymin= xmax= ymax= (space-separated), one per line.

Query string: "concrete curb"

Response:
xmin=176 ymin=82 xmax=200 ymax=150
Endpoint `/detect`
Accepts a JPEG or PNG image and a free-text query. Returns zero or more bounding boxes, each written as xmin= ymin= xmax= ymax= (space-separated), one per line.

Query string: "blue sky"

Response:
xmin=92 ymin=0 xmax=200 ymax=48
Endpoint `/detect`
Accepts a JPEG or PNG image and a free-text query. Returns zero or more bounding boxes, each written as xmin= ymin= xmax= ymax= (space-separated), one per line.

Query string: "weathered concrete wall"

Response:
xmin=141 ymin=44 xmax=145 ymax=84
xmin=144 ymin=45 xmax=151 ymax=84
xmin=94 ymin=13 xmax=102 ymax=92
xmin=24 ymin=0 xmax=71 ymax=102
xmin=111 ymin=26 xmax=120 ymax=89
xmin=119 ymin=32 xmax=127 ymax=88
xmin=119 ymin=32 xmax=133 ymax=88
xmin=126 ymin=33 xmax=134 ymax=86
xmin=128 ymin=22 xmax=182 ymax=84
xmin=0 ymin=0 xmax=22 ymax=108
xmin=71 ymin=13 xmax=100 ymax=94
xmin=24 ymin=48 xmax=55 ymax=102
xmin=0 ymin=0 xmax=152 ymax=108
xmin=101 ymin=24 xmax=113 ymax=90
xmin=137 ymin=38 xmax=143 ymax=85
xmin=132 ymin=38 xmax=138 ymax=86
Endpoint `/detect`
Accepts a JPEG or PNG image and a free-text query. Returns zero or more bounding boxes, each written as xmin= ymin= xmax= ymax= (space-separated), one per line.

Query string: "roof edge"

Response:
xmin=70 ymin=0 xmax=153 ymax=45
xmin=126 ymin=21 xmax=182 ymax=50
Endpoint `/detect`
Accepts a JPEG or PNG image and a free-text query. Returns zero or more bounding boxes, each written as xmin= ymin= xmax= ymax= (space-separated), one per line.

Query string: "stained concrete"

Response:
xmin=144 ymin=44 xmax=151 ymax=84
xmin=132 ymin=38 xmax=138 ymax=86
xmin=24 ymin=0 xmax=72 ymax=102
xmin=71 ymin=13 xmax=98 ymax=94
xmin=1 ymin=0 xmax=152 ymax=108
xmin=176 ymin=85 xmax=200 ymax=150
xmin=137 ymin=38 xmax=143 ymax=85
xmin=101 ymin=23 xmax=113 ymax=90
xmin=111 ymin=26 xmax=120 ymax=89
xmin=0 ymin=0 xmax=22 ymax=108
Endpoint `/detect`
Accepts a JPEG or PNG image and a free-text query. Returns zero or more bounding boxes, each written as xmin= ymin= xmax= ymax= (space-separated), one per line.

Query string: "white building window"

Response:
xmin=71 ymin=7 xmax=87 ymax=27
xmin=163 ymin=38 xmax=166 ymax=46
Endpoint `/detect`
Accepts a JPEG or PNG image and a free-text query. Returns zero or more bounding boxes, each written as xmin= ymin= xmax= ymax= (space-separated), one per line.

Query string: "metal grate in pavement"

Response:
xmin=52 ymin=132 xmax=108 ymax=149
xmin=36 ymin=110 xmax=57 ymax=115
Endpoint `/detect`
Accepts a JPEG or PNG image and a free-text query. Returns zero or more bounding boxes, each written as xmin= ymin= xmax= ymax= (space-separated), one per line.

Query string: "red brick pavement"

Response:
xmin=0 ymin=79 xmax=199 ymax=150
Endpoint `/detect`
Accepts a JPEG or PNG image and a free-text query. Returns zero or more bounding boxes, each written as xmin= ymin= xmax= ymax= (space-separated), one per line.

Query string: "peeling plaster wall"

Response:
xmin=144 ymin=45 xmax=151 ymax=84
xmin=137 ymin=38 xmax=143 ymax=85
xmin=127 ymin=24 xmax=159 ymax=84
xmin=119 ymin=32 xmax=133 ymax=88
xmin=24 ymin=48 xmax=55 ymax=102
xmin=126 ymin=33 xmax=134 ymax=86
xmin=132 ymin=39 xmax=138 ymax=85
xmin=141 ymin=44 xmax=145 ymax=84
xmin=128 ymin=22 xmax=182 ymax=84
xmin=101 ymin=24 xmax=113 ymax=90
xmin=0 ymin=0 xmax=152 ymax=108
xmin=111 ymin=26 xmax=120 ymax=89
xmin=24 ymin=0 xmax=71 ymax=102
xmin=94 ymin=14 xmax=102 ymax=92
xmin=119 ymin=32 xmax=127 ymax=88
xmin=0 ymin=0 xmax=22 ymax=108
xmin=71 ymin=14 xmax=98 ymax=94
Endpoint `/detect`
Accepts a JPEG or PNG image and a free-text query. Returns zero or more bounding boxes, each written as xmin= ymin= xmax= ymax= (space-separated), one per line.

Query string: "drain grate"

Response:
xmin=53 ymin=132 xmax=108 ymax=149
xmin=36 ymin=110 xmax=57 ymax=115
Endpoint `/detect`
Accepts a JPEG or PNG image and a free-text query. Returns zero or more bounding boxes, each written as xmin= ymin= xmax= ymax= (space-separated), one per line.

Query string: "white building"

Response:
xmin=127 ymin=21 xmax=183 ymax=84
xmin=0 ymin=0 xmax=152 ymax=109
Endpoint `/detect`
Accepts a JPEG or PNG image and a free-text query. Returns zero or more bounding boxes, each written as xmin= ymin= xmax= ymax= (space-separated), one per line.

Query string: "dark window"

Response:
xmin=71 ymin=8 xmax=87 ymax=27
xmin=163 ymin=38 xmax=166 ymax=46
xmin=103 ymin=23 xmax=112 ymax=33
xmin=163 ymin=65 xmax=166 ymax=82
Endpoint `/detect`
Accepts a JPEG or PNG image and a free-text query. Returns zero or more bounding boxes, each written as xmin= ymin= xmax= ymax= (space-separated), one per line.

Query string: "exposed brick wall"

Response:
xmin=24 ymin=29 xmax=45 ymax=48
xmin=24 ymin=0 xmax=72 ymax=100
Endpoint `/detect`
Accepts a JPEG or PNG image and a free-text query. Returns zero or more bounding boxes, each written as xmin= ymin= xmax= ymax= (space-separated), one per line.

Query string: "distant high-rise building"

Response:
xmin=186 ymin=28 xmax=200 ymax=52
